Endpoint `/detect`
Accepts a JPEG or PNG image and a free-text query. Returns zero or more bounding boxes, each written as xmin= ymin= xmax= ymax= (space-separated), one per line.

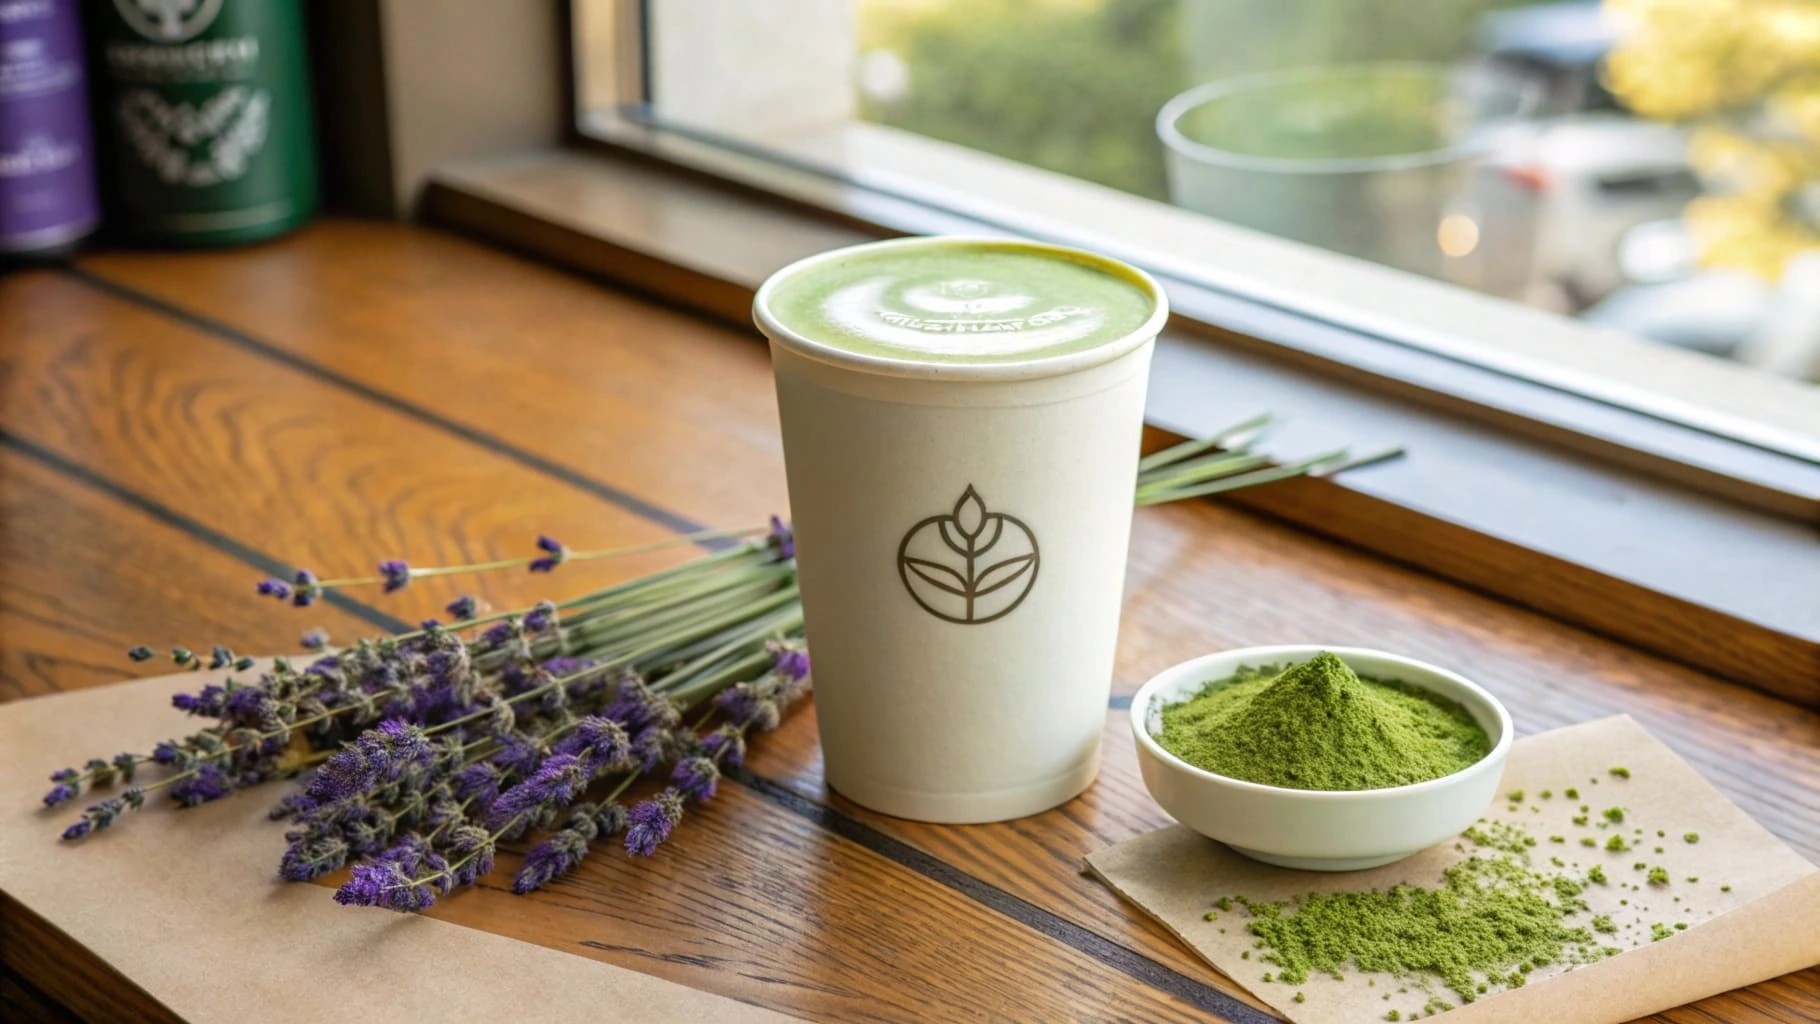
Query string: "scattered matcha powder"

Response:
xmin=1602 ymin=807 xmax=1625 ymax=825
xmin=1675 ymin=922 xmax=1688 ymax=930
xmin=1565 ymin=787 xmax=1579 ymax=800
xmin=1686 ymin=876 xmax=1699 ymax=883
xmin=1587 ymin=865 xmax=1607 ymax=885
xmin=1605 ymin=835 xmax=1629 ymax=852
xmin=1592 ymin=914 xmax=1616 ymax=933
xmin=1203 ymin=911 xmax=1219 ymax=921
xmin=1540 ymin=789 xmax=1553 ymax=799
xmin=1684 ymin=832 xmax=1700 ymax=844
xmin=1610 ymin=766 xmax=1630 ymax=779
xmin=1294 ymin=992 xmax=1306 ymax=1004
xmin=1721 ymin=885 xmax=1731 ymax=893
xmin=1580 ymin=837 xmax=1597 ymax=847
xmin=1155 ymin=653 xmax=1491 ymax=790
xmin=1651 ymin=923 xmax=1674 ymax=942
xmin=1387 ymin=1012 xmax=1401 ymax=1022
xmin=1506 ymin=789 xmax=1525 ymax=802
xmin=1648 ymin=867 xmax=1670 ymax=886
xmin=1549 ymin=835 xmax=1565 ymax=844
xmin=1654 ymin=846 xmax=1664 ymax=854
xmin=1229 ymin=849 xmax=1607 ymax=1005
xmin=1572 ymin=815 xmax=1589 ymax=827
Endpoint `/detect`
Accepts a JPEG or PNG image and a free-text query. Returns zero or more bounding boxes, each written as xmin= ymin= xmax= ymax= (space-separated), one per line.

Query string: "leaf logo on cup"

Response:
xmin=897 ymin=486 xmax=1040 ymax=625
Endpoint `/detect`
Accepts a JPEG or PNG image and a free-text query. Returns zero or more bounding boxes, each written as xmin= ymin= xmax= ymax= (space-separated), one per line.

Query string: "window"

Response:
xmin=571 ymin=0 xmax=1820 ymax=476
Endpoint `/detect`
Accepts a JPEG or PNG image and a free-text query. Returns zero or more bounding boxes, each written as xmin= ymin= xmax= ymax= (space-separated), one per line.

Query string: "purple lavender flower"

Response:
xmin=60 ymin=795 xmax=129 ymax=840
xmin=151 ymin=741 xmax=186 ymax=767
xmin=171 ymin=684 xmax=227 ymax=716
xmin=768 ymin=515 xmax=794 ymax=559
xmin=528 ymin=535 xmax=567 ymax=573
xmin=772 ymin=646 xmax=810 ymax=683
xmin=556 ymin=716 xmax=634 ymax=775
xmin=334 ymin=861 xmax=435 ymax=912
xmin=269 ymin=790 xmax=318 ymax=820
xmin=445 ymin=594 xmax=479 ymax=620
xmin=43 ymin=783 xmax=77 ymax=806
xmin=291 ymin=569 xmax=321 ymax=607
xmin=522 ymin=600 xmax=559 ymax=633
xmin=127 ymin=645 xmax=156 ymax=662
xmin=479 ymin=620 xmax=518 ymax=648
xmin=256 ymin=578 xmax=292 ymax=600
xmin=444 ymin=825 xmax=497 ymax=887
xmin=486 ymin=736 xmax=542 ymax=778
xmin=514 ymin=828 xmax=588 ymax=894
xmin=624 ymin=790 xmax=685 ymax=857
xmin=170 ymin=764 xmax=235 ymax=806
xmin=631 ymin=725 xmax=672 ymax=773
xmin=112 ymin=752 xmax=138 ymax=783
xmin=453 ymin=762 xmax=504 ymax=806
xmin=672 ymin=756 xmax=720 ymax=802
xmin=208 ymin=645 xmax=236 ymax=670
xmin=50 ymin=767 xmax=77 ymax=784
xmin=712 ymin=683 xmax=770 ymax=730
xmin=305 ymin=720 xmax=432 ymax=804
xmin=300 ymin=627 xmax=330 ymax=651
xmin=700 ymin=726 xmax=746 ymax=769
xmin=280 ymin=836 xmax=350 ymax=882
xmin=222 ymin=686 xmax=271 ymax=724
xmin=486 ymin=753 xmax=587 ymax=828
xmin=378 ymin=559 xmax=411 ymax=593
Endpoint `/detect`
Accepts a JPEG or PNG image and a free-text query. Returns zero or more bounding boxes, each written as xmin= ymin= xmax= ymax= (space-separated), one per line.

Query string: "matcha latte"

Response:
xmin=756 ymin=236 xmax=1166 ymax=823
xmin=755 ymin=237 xmax=1161 ymax=367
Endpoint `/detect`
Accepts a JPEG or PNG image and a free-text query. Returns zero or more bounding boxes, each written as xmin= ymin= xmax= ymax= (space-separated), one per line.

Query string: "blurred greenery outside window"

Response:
xmin=853 ymin=0 xmax=1820 ymax=382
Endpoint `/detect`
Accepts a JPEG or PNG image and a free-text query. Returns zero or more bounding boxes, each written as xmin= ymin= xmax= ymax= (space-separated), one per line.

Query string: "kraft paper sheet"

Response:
xmin=0 ymin=667 xmax=801 ymax=1024
xmin=1087 ymin=716 xmax=1820 ymax=1024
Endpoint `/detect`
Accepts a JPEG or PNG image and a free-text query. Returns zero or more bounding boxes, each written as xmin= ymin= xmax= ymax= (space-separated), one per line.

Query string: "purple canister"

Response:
xmin=0 ymin=0 xmax=97 ymax=255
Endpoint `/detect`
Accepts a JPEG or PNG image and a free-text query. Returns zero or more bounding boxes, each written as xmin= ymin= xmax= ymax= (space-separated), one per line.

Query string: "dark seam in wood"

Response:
xmin=731 ymin=769 xmax=1270 ymax=1024
xmin=60 ymin=266 xmax=732 ymax=551
xmin=4 ymin=419 xmax=1244 ymax=1022
xmin=0 ymin=429 xmax=412 ymax=636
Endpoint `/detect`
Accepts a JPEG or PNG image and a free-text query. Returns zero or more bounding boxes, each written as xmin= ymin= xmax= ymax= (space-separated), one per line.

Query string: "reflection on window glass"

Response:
xmin=856 ymin=0 xmax=1820 ymax=384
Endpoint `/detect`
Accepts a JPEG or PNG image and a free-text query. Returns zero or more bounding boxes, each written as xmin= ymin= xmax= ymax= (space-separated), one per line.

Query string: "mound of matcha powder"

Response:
xmin=1156 ymin=652 xmax=1491 ymax=790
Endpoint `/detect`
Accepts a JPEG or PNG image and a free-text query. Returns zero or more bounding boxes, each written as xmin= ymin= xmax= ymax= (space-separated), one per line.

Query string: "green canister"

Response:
xmin=86 ymin=0 xmax=316 ymax=245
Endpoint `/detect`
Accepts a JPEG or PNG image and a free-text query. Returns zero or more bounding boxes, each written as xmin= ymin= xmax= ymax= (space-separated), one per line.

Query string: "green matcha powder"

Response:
xmin=1156 ymin=652 xmax=1490 ymax=790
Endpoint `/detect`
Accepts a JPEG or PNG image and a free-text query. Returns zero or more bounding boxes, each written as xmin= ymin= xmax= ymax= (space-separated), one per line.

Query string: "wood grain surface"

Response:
xmin=0 ymin=220 xmax=1813 ymax=1023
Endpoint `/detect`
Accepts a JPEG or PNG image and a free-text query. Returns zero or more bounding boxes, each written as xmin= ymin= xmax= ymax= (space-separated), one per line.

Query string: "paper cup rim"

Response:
xmin=752 ymin=235 xmax=1170 ymax=383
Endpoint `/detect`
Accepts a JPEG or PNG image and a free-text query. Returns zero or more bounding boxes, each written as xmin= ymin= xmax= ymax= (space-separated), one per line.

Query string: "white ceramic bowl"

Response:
xmin=1130 ymin=645 xmax=1512 ymax=871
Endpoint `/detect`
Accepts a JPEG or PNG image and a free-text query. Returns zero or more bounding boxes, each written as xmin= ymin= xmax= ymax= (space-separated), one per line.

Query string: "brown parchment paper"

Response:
xmin=1086 ymin=716 xmax=1820 ymax=1024
xmin=0 ymin=667 xmax=801 ymax=1024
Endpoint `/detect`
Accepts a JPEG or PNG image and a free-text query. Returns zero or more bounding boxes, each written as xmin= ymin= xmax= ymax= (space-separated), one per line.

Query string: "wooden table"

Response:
xmin=1 ymin=220 xmax=1815 ymax=1023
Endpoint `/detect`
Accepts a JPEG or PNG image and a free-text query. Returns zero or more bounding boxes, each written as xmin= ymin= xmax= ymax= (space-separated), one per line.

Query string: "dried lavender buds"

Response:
xmin=44 ymin=524 xmax=812 ymax=913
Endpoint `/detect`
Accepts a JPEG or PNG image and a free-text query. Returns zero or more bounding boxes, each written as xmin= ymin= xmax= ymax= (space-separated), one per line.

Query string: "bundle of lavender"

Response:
xmin=36 ymin=418 xmax=1397 ymax=913
xmin=44 ymin=522 xmax=807 ymax=910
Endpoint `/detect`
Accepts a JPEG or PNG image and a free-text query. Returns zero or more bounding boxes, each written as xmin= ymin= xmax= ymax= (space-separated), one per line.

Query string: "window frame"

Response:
xmin=568 ymin=0 xmax=1820 ymax=512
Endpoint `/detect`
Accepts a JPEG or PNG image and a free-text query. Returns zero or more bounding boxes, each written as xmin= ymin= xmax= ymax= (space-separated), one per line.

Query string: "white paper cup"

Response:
xmin=755 ymin=236 xmax=1167 ymax=823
